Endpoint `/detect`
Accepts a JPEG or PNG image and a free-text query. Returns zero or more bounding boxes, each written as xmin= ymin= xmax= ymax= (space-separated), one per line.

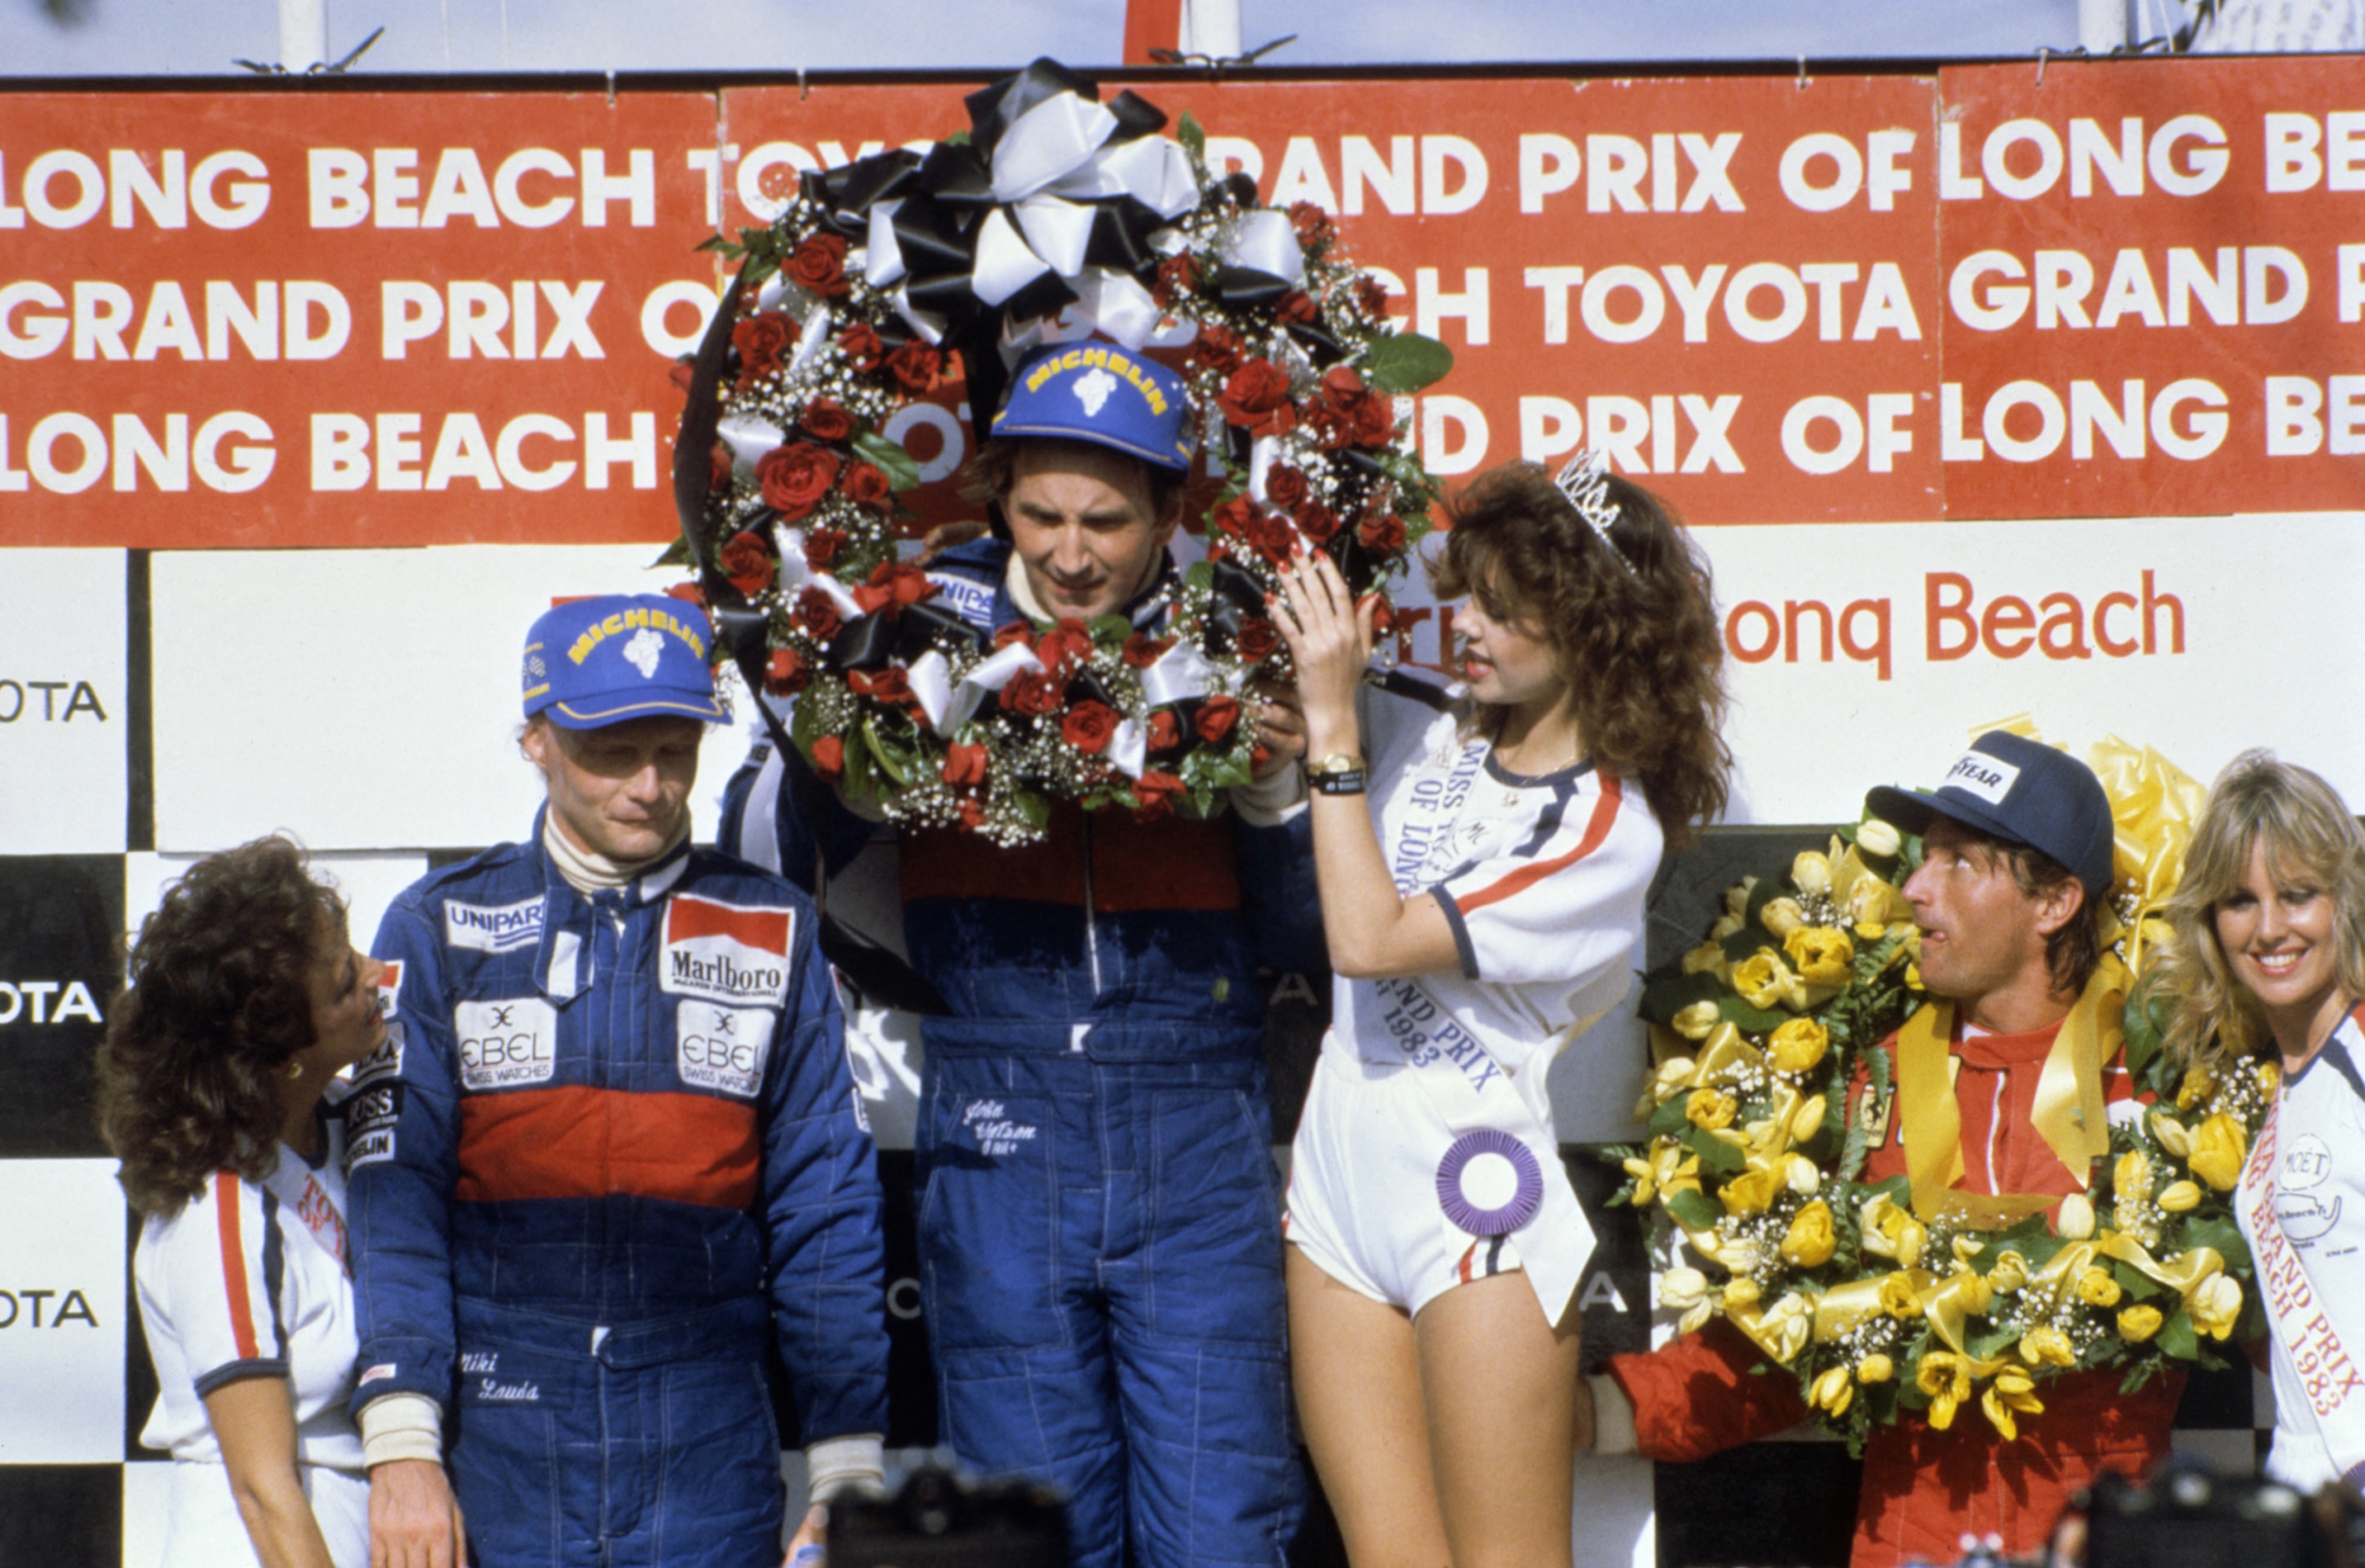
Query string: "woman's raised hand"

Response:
xmin=1272 ymin=547 xmax=1378 ymax=753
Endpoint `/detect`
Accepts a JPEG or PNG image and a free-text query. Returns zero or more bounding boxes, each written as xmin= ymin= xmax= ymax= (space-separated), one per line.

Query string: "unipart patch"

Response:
xmin=675 ymin=1000 xmax=775 ymax=1099
xmin=453 ymin=997 xmax=560 ymax=1090
xmin=924 ymin=572 xmax=996 ymax=631
xmin=660 ymin=894 xmax=794 ymax=1007
xmin=444 ymin=896 xmax=546 ymax=955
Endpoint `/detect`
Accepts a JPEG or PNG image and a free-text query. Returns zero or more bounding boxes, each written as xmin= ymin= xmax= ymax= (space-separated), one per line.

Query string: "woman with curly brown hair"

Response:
xmin=2156 ymin=750 xmax=2365 ymax=1495
xmin=97 ymin=836 xmax=387 ymax=1568
xmin=1272 ymin=456 xmax=1729 ymax=1568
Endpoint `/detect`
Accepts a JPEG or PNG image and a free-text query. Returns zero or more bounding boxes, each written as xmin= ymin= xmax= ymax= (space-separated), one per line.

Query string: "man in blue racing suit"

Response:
xmin=349 ymin=592 xmax=891 ymax=1568
xmin=720 ymin=342 xmax=1319 ymax=1567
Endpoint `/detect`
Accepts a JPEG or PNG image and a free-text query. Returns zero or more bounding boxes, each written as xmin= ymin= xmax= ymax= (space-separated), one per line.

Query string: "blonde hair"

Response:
xmin=2158 ymin=750 xmax=2365 ymax=1071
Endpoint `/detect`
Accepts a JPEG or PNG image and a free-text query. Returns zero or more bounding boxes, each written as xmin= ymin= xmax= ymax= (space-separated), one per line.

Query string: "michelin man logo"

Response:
xmin=623 ymin=627 xmax=665 ymax=678
xmin=523 ymin=652 xmax=547 ymax=682
xmin=1073 ymin=367 xmax=1118 ymax=417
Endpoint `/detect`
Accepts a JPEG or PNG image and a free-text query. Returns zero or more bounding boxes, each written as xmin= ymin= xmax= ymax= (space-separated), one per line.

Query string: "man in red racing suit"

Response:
xmin=1594 ymin=732 xmax=2178 ymax=1567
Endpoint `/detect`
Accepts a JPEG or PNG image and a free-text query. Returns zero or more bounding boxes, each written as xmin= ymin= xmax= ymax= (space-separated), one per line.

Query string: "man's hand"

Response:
xmin=1250 ymin=686 xmax=1308 ymax=780
xmin=783 ymin=1503 xmax=828 ymax=1567
xmin=370 ymin=1458 xmax=467 ymax=1568
xmin=914 ymin=519 xmax=989 ymax=564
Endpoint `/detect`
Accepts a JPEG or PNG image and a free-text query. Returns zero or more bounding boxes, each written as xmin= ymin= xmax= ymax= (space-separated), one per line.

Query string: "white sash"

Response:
xmin=2244 ymin=1095 xmax=2365 ymax=1469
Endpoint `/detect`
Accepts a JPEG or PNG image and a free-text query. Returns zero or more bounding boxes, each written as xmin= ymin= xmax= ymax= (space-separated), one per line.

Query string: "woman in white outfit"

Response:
xmin=2158 ymin=751 xmax=2365 ymax=1493
xmin=97 ymin=836 xmax=387 ymax=1568
xmin=1273 ymin=459 xmax=1730 ymax=1568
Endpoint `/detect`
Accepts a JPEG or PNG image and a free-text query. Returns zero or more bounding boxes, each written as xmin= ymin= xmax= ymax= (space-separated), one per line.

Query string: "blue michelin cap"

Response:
xmin=991 ymin=341 xmax=1194 ymax=474
xmin=1865 ymin=731 xmax=2119 ymax=897
xmin=522 ymin=594 xmax=724 ymax=730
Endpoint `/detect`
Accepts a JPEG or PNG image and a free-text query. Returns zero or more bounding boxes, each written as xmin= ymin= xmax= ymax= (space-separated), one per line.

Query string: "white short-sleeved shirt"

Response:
xmin=1326 ymin=685 xmax=1663 ymax=1134
xmin=2240 ymin=1010 xmax=2365 ymax=1492
xmin=133 ymin=1099 xmax=363 ymax=1471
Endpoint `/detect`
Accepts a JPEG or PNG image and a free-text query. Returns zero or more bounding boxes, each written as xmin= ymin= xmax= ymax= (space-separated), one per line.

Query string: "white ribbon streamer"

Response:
xmin=907 ymin=649 xmax=954 ymax=732
xmin=1052 ymin=135 xmax=1199 ymax=220
xmin=991 ymin=92 xmax=1119 ymax=203
xmin=1220 ymin=208 xmax=1305 ymax=289
xmin=1109 ymin=717 xmax=1148 ymax=779
xmin=1141 ymin=641 xmax=1218 ymax=708
xmin=863 ymin=199 xmax=908 ymax=288
xmin=888 ymin=285 xmax=948 ymax=346
xmin=1071 ymin=268 xmax=1164 ymax=350
xmin=788 ymin=301 xmax=835 ymax=380
xmin=810 ymin=572 xmax=867 ymax=623
xmin=972 ymin=207 xmax=1051 ymax=307
xmin=720 ymin=415 xmax=788 ymax=475
xmin=769 ymin=525 xmax=817 ymax=592
xmin=1012 ymin=195 xmax=1097 ymax=281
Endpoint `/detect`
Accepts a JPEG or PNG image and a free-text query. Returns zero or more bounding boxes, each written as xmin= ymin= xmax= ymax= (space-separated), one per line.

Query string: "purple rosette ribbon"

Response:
xmin=1434 ymin=1129 xmax=1544 ymax=1238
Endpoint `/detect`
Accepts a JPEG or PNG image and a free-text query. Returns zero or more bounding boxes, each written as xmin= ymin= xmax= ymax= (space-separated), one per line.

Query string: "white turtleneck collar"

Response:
xmin=542 ymin=812 xmax=691 ymax=896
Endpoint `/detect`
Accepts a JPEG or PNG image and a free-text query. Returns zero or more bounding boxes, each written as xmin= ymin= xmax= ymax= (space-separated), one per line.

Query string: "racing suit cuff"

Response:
xmin=1589 ymin=1372 xmax=1638 ymax=1455
xmin=359 ymin=1392 xmax=445 ymax=1468
xmin=805 ymin=1432 xmax=885 ymax=1501
xmin=1229 ymin=763 xmax=1307 ymax=825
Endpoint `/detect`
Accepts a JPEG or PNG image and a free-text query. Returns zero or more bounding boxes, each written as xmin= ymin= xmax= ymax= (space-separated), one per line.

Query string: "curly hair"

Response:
xmin=1429 ymin=463 xmax=1733 ymax=848
xmin=95 ymin=837 xmax=348 ymax=1217
xmin=2155 ymin=750 xmax=2365 ymax=1075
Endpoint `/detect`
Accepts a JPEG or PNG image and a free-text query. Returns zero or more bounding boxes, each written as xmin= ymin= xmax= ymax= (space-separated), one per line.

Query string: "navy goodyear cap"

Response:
xmin=522 ymin=594 xmax=724 ymax=729
xmin=991 ymin=341 xmax=1194 ymax=474
xmin=1865 ymin=731 xmax=2118 ymax=898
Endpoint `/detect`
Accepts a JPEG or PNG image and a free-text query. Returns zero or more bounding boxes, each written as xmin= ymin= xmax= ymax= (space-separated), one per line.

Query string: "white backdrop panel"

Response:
xmin=154 ymin=547 xmax=756 ymax=852
xmin=0 ymin=1158 xmax=127 ymax=1463
xmin=0 ymin=550 xmax=126 ymax=856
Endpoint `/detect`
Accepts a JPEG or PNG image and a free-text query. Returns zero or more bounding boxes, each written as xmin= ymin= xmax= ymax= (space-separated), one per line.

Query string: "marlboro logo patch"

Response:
xmin=660 ymin=894 xmax=794 ymax=1007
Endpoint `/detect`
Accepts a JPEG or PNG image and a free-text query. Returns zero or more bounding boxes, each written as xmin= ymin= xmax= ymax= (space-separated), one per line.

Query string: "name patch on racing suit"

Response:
xmin=455 ymin=997 xmax=559 ymax=1089
xmin=444 ymin=896 xmax=546 ymax=954
xmin=660 ymin=893 xmax=794 ymax=1007
xmin=676 ymin=1001 xmax=776 ymax=1099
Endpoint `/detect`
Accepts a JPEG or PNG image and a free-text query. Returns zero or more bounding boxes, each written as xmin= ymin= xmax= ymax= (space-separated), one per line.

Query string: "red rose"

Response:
xmin=1354 ymin=274 xmax=1391 ymax=318
xmin=1264 ymin=464 xmax=1309 ymax=510
xmin=799 ymin=399 xmax=855 ymax=442
xmin=941 ymin=741 xmax=989 ymax=788
xmin=1361 ymin=592 xmax=1398 ymax=635
xmin=886 ymin=341 xmax=943 ymax=394
xmin=848 ymin=666 xmax=912 ymax=705
xmin=718 ymin=530 xmax=775 ymax=596
xmin=1197 ymin=695 xmax=1241 ymax=743
xmin=1276 ymin=289 xmax=1320 ymax=326
xmin=1300 ymin=394 xmax=1349 ymax=452
xmin=1000 ymin=670 xmax=1061 ymax=717
xmin=1321 ymin=366 xmax=1368 ymax=401
xmin=764 ymin=646 xmax=808 ymax=695
xmin=1209 ymin=495 xmax=1259 ymax=540
xmin=837 ymin=321 xmax=885 ymax=371
xmin=1131 ymin=770 xmax=1185 ymax=821
xmin=803 ymin=527 xmax=845 ymax=572
xmin=1146 ymin=709 xmax=1182 ymax=753
xmin=795 ymin=587 xmax=842 ymax=642
xmin=841 ymin=461 xmax=892 ymax=510
xmin=1358 ymin=512 xmax=1408 ymax=553
xmin=787 ymin=233 xmax=851 ymax=297
xmin=854 ymin=561 xmax=936 ymax=615
xmin=733 ymin=311 xmax=796 ymax=384
xmin=1122 ymin=632 xmax=1171 ymax=669
xmin=993 ymin=623 xmax=1035 ymax=650
xmin=1289 ymin=200 xmax=1335 ymax=247
xmin=957 ymin=797 xmax=986 ymax=830
xmin=1218 ymin=360 xmax=1295 ymax=438
xmin=1035 ymin=619 xmax=1094 ymax=682
xmin=665 ymin=580 xmax=707 ymax=609
xmin=809 ymin=735 xmax=844 ymax=780
xmin=1234 ymin=617 xmax=1279 ymax=663
xmin=757 ymin=441 xmax=841 ymax=521
xmin=708 ymin=441 xmax=733 ymax=494
xmin=1155 ymin=253 xmax=1202 ymax=307
xmin=1346 ymin=395 xmax=1396 ymax=449
xmin=1294 ymin=501 xmax=1340 ymax=543
xmin=1061 ymin=700 xmax=1119 ymax=755
xmin=1243 ymin=508 xmax=1295 ymax=567
xmin=1190 ymin=322 xmax=1244 ymax=376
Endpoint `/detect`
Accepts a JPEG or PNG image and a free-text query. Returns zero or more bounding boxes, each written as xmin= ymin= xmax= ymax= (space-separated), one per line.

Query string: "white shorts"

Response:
xmin=1284 ymin=1049 xmax=1592 ymax=1322
xmin=161 ymin=1459 xmax=370 ymax=1568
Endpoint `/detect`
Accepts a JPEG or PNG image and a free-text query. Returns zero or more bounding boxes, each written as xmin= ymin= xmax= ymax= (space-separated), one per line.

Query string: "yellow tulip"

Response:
xmin=2056 ymin=1194 xmax=2095 ymax=1239
xmin=1784 ymin=926 xmax=1856 ymax=988
xmin=1724 ymin=877 xmax=1758 ymax=920
xmin=1786 ymin=1153 xmax=1822 ymax=1195
xmin=1672 ymin=1000 xmax=1721 ymax=1041
xmin=1768 ymin=1018 xmax=1830 ymax=1075
xmin=1659 ymin=1267 xmax=1710 ymax=1309
xmin=1905 ymin=962 xmax=1924 ymax=991
xmin=1722 ymin=1165 xmax=1783 ymax=1216
xmin=1782 ymin=1201 xmax=1837 ymax=1268
xmin=1760 ymin=897 xmax=1808 ymax=940
xmin=1681 ymin=942 xmax=1730 ymax=979
xmin=2114 ymin=1149 xmax=2154 ymax=1200
xmin=1678 ymin=1301 xmax=1714 ymax=1336
xmin=1811 ymin=1365 xmax=1854 ymax=1415
xmin=1855 ymin=919 xmax=1888 ymax=940
xmin=2158 ymin=1180 xmax=2203 ymax=1213
xmin=2149 ymin=1112 xmax=2193 ymax=1158
xmin=2117 ymin=1304 xmax=2164 ymax=1342
xmin=1791 ymin=1094 xmax=1829 ymax=1144
xmin=1723 ymin=1278 xmax=1761 ymax=1309
xmin=1857 ymin=1353 xmax=1894 ymax=1384
xmin=1792 ymin=851 xmax=1834 ymax=896
xmin=1982 ymin=1376 xmax=2043 ymax=1442
xmin=1650 ymin=1056 xmax=1699 ymax=1104
xmin=1708 ymin=912 xmax=1745 ymax=941
xmin=2019 ymin=1326 xmax=2076 ymax=1368
xmin=1916 ymin=1352 xmax=1972 ymax=1430
xmin=1879 ymin=1272 xmax=1922 ymax=1319
xmin=1686 ymin=1088 xmax=1738 ymax=1130
xmin=1857 ymin=818 xmax=1902 ymax=857
xmin=2188 ymin=1114 xmax=2248 ymax=1192
xmin=1732 ymin=951 xmax=1805 ymax=1011
xmin=2177 ymin=1064 xmax=2217 ymax=1112
xmin=1987 ymin=1251 xmax=2029 ymax=1294
xmin=2076 ymin=1266 xmax=2122 ymax=1308
xmin=2258 ymin=1060 xmax=2281 ymax=1096
xmin=2188 ymin=1273 xmax=2244 ymax=1340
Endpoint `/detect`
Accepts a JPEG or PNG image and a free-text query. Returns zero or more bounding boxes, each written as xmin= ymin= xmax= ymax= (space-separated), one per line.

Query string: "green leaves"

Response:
xmin=1359 ymin=330 xmax=1454 ymax=394
xmin=1176 ymin=111 xmax=1206 ymax=160
xmin=1667 ymin=1189 xmax=1722 ymax=1233
xmin=853 ymin=430 xmax=924 ymax=492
